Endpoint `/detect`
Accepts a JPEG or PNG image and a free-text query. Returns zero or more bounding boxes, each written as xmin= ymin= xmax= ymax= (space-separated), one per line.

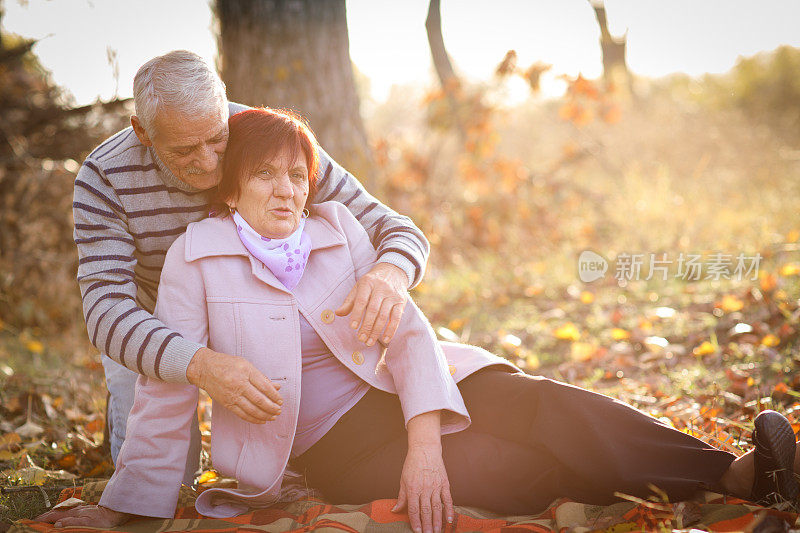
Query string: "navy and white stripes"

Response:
xmin=74 ymin=102 xmax=429 ymax=384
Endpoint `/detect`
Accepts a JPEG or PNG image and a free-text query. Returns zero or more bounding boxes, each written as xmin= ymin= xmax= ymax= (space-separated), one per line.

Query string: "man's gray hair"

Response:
xmin=133 ymin=50 xmax=228 ymax=135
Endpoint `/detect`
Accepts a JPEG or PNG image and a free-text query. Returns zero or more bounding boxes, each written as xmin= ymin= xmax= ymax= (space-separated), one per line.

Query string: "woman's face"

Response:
xmin=229 ymin=148 xmax=309 ymax=239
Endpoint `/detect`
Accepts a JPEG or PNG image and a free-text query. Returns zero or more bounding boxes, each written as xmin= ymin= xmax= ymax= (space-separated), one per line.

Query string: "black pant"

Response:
xmin=291 ymin=368 xmax=736 ymax=515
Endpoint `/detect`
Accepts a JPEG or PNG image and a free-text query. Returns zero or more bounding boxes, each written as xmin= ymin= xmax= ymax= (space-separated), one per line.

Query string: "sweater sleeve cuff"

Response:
xmin=376 ymin=251 xmax=417 ymax=289
xmin=157 ymin=337 xmax=205 ymax=384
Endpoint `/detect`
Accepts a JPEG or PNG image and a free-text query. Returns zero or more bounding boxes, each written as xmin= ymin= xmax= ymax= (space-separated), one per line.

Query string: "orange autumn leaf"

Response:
xmin=602 ymin=104 xmax=622 ymax=124
xmin=58 ymin=453 xmax=77 ymax=469
xmin=693 ymin=341 xmax=716 ymax=356
xmin=558 ymin=102 xmax=577 ymax=121
xmin=0 ymin=432 xmax=21 ymax=452
xmin=719 ymin=294 xmax=744 ymax=313
xmin=779 ymin=263 xmax=800 ymax=277
xmin=570 ymin=342 xmax=596 ymax=362
xmin=611 ymin=328 xmax=630 ymax=341
xmin=448 ymin=318 xmax=465 ymax=331
xmin=571 ymin=74 xmax=600 ymax=100
xmin=761 ymin=334 xmax=780 ymax=347
xmin=198 ymin=470 xmax=218 ymax=484
xmin=85 ymin=417 xmax=104 ymax=434
xmin=87 ymin=460 xmax=112 ymax=477
xmin=773 ymin=382 xmax=789 ymax=395
xmin=638 ymin=318 xmax=653 ymax=332
xmin=760 ymin=272 xmax=778 ymax=292
xmin=25 ymin=340 xmax=44 ymax=354
xmin=571 ymin=105 xmax=593 ymax=127
xmin=554 ymin=323 xmax=581 ymax=341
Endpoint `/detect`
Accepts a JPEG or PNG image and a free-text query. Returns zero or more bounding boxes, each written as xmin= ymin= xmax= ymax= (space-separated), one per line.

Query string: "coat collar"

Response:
xmin=184 ymin=214 xmax=347 ymax=294
xmin=185 ymin=214 xmax=346 ymax=263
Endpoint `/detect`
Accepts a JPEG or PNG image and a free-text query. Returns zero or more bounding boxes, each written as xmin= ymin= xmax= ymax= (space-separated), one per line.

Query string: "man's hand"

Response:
xmin=187 ymin=348 xmax=283 ymax=424
xmin=336 ymin=263 xmax=409 ymax=346
xmin=36 ymin=504 xmax=130 ymax=528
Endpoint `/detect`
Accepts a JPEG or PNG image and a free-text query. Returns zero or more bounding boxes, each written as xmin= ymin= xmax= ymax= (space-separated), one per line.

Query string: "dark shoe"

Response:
xmin=751 ymin=410 xmax=799 ymax=506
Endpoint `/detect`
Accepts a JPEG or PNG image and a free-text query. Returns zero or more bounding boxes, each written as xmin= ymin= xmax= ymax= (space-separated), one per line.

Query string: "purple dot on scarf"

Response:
xmin=283 ymin=243 xmax=289 ymax=250
xmin=295 ymin=264 xmax=301 ymax=270
xmin=294 ymin=249 xmax=301 ymax=254
xmin=237 ymin=225 xmax=242 ymax=231
xmin=261 ymin=236 xmax=271 ymax=242
xmin=285 ymin=266 xmax=292 ymax=272
xmin=288 ymin=258 xmax=293 ymax=263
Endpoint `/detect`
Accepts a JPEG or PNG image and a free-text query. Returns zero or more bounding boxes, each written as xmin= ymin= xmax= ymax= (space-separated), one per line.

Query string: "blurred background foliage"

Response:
xmin=1 ymin=3 xmax=800 ymax=525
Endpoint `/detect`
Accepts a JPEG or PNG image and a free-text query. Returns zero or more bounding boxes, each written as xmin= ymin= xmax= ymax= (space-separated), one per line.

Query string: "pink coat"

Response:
xmin=98 ymin=201 xmax=518 ymax=518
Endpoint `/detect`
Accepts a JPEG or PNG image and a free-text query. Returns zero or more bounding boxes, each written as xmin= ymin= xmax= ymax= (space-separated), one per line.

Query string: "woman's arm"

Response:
xmin=328 ymin=203 xmax=462 ymax=533
xmin=393 ymin=411 xmax=455 ymax=533
xmin=96 ymin=235 xmax=208 ymax=518
xmin=40 ymin=236 xmax=207 ymax=526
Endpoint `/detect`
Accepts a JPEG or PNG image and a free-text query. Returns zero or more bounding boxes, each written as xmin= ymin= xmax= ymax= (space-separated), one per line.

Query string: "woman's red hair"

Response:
xmin=214 ymin=107 xmax=319 ymax=214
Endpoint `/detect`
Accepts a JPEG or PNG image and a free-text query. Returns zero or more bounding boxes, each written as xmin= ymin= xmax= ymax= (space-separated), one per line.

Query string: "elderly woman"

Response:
xmin=44 ymin=108 xmax=799 ymax=532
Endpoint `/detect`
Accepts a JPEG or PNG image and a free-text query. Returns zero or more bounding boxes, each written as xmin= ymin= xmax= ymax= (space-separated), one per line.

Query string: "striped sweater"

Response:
xmin=74 ymin=102 xmax=429 ymax=384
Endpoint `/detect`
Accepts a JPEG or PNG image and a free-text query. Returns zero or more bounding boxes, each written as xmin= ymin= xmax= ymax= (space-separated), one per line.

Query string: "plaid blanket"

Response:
xmin=11 ymin=480 xmax=800 ymax=532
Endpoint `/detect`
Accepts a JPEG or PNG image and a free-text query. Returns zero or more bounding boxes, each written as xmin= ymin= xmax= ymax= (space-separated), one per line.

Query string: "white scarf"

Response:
xmin=232 ymin=211 xmax=311 ymax=290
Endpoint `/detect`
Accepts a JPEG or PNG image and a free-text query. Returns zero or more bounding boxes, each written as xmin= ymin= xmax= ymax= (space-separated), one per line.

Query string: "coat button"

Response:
xmin=352 ymin=351 xmax=364 ymax=365
xmin=448 ymin=365 xmax=456 ymax=376
xmin=321 ymin=309 xmax=335 ymax=324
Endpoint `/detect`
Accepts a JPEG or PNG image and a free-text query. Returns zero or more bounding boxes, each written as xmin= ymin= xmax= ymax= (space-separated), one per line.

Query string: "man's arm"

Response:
xmin=73 ymin=160 xmax=202 ymax=383
xmin=313 ymin=147 xmax=430 ymax=346
xmin=313 ymin=147 xmax=429 ymax=288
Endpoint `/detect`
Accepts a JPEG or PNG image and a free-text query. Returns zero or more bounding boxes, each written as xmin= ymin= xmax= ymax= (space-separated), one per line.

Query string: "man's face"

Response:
xmin=146 ymin=106 xmax=229 ymax=190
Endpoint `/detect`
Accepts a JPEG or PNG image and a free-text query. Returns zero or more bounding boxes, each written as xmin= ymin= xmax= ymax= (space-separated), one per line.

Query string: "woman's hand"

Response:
xmin=392 ymin=411 xmax=454 ymax=533
xmin=187 ymin=347 xmax=283 ymax=424
xmin=393 ymin=444 xmax=454 ymax=533
xmin=35 ymin=504 xmax=130 ymax=528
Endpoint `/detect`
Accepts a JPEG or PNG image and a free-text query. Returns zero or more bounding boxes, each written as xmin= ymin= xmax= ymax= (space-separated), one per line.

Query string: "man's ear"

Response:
xmin=130 ymin=116 xmax=153 ymax=147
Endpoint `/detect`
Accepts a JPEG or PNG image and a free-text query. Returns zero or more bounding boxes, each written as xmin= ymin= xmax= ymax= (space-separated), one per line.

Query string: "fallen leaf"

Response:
xmin=436 ymin=327 xmax=459 ymax=342
xmin=500 ymin=333 xmax=522 ymax=351
xmin=779 ymin=263 xmax=800 ymax=277
xmin=25 ymin=340 xmax=44 ymax=354
xmin=719 ymin=295 xmax=744 ymax=313
xmin=761 ymin=334 xmax=780 ymax=347
xmin=571 ymin=342 xmax=597 ymax=362
xmin=554 ymin=323 xmax=580 ymax=341
xmin=85 ymin=416 xmax=104 ymax=434
xmin=644 ymin=336 xmax=669 ymax=351
xmin=0 ymin=432 xmax=21 ymax=451
xmin=87 ymin=460 xmax=112 ymax=477
xmin=57 ymin=453 xmax=77 ymax=469
xmin=611 ymin=328 xmax=630 ymax=340
xmin=51 ymin=497 xmax=86 ymax=511
xmin=0 ymin=449 xmax=27 ymax=461
xmin=16 ymin=420 xmax=44 ymax=439
xmin=198 ymin=470 xmax=218 ymax=484
xmin=760 ymin=272 xmax=777 ymax=292
xmin=693 ymin=341 xmax=716 ymax=356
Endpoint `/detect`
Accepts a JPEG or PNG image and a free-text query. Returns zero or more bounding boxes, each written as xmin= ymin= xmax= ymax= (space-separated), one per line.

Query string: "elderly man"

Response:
xmin=74 ymin=50 xmax=429 ymax=483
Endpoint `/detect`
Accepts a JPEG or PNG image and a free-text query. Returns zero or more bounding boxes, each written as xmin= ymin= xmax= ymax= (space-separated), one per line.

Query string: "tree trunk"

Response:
xmin=425 ymin=0 xmax=459 ymax=90
xmin=589 ymin=0 xmax=631 ymax=91
xmin=215 ymin=0 xmax=374 ymax=186
xmin=425 ymin=0 xmax=465 ymax=138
